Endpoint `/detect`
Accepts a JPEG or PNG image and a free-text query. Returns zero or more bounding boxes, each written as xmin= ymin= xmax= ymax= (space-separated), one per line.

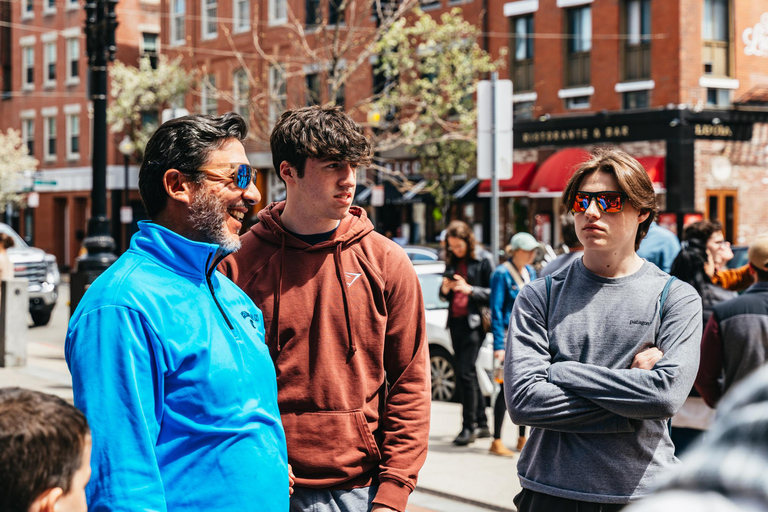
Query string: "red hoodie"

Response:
xmin=220 ymin=203 xmax=430 ymax=512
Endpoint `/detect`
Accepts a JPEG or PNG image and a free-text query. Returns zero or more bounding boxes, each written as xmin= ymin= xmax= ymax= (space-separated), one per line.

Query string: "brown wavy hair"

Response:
xmin=445 ymin=220 xmax=477 ymax=265
xmin=562 ymin=148 xmax=658 ymax=250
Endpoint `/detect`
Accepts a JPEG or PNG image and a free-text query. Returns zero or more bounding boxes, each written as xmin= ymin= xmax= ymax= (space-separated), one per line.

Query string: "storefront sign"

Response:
xmin=694 ymin=123 xmax=734 ymax=138
xmin=521 ymin=125 xmax=631 ymax=145
xmin=382 ymin=159 xmax=421 ymax=177
xmin=743 ymin=13 xmax=768 ymax=58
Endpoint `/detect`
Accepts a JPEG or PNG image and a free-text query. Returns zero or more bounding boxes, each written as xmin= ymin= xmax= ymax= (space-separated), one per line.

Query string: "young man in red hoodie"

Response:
xmin=220 ymin=106 xmax=430 ymax=512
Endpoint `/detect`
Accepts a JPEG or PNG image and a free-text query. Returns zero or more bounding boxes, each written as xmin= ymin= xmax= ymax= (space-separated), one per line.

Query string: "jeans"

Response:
xmin=449 ymin=316 xmax=488 ymax=430
xmin=514 ymin=489 xmax=626 ymax=512
xmin=290 ymin=485 xmax=378 ymax=512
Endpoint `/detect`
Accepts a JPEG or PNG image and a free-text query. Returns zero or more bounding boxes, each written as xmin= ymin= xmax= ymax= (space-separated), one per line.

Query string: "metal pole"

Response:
xmin=490 ymin=72 xmax=499 ymax=264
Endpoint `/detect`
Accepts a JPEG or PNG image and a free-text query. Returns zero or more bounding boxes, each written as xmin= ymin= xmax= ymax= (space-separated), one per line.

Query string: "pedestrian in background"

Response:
xmin=440 ymin=220 xmax=494 ymax=446
xmin=539 ymin=213 xmax=583 ymax=277
xmin=221 ymin=106 xmax=429 ymax=512
xmin=637 ymin=220 xmax=681 ymax=274
xmin=506 ymin=148 xmax=701 ymax=511
xmin=667 ymin=237 xmax=734 ymax=454
xmin=489 ymin=232 xmax=538 ymax=456
xmin=0 ymin=233 xmax=15 ymax=280
xmin=0 ymin=387 xmax=91 ymax=512
xmin=685 ymin=220 xmax=752 ymax=291
xmin=67 ymin=113 xmax=290 ymax=511
xmin=696 ymin=234 xmax=768 ymax=408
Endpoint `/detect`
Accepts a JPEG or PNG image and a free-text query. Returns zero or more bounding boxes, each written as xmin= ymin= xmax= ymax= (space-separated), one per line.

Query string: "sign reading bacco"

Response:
xmin=743 ymin=13 xmax=768 ymax=58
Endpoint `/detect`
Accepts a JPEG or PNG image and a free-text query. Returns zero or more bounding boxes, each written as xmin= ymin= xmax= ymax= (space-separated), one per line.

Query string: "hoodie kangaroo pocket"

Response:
xmin=281 ymin=409 xmax=382 ymax=483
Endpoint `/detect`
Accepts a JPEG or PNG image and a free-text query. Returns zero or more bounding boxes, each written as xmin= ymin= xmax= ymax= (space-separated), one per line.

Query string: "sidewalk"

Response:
xmin=0 ymin=335 xmax=521 ymax=511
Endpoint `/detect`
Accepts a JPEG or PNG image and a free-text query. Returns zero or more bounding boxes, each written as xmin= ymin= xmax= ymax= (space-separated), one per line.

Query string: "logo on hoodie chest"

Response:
xmin=344 ymin=272 xmax=362 ymax=287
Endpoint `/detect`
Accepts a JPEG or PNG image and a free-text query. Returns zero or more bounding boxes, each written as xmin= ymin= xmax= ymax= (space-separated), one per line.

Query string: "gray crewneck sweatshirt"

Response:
xmin=505 ymin=258 xmax=702 ymax=504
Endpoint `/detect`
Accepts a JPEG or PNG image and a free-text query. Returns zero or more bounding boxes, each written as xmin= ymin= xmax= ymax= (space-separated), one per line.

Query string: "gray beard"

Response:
xmin=188 ymin=190 xmax=242 ymax=255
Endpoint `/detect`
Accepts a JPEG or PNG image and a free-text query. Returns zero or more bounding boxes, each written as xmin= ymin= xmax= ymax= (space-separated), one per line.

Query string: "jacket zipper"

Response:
xmin=206 ymin=252 xmax=234 ymax=330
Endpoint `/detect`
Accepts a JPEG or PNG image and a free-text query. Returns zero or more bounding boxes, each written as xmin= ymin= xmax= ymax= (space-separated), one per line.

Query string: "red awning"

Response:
xmin=528 ymin=148 xmax=592 ymax=197
xmin=636 ymin=156 xmax=666 ymax=191
xmin=478 ymin=162 xmax=537 ymax=197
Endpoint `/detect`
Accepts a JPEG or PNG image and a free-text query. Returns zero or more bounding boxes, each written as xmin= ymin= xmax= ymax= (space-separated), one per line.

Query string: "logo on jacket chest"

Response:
xmin=344 ymin=272 xmax=362 ymax=287
xmin=241 ymin=311 xmax=260 ymax=329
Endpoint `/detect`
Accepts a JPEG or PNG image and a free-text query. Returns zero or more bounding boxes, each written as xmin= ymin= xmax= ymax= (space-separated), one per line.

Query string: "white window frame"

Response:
xmin=269 ymin=0 xmax=287 ymax=25
xmin=504 ymin=0 xmax=538 ymax=17
xmin=233 ymin=69 xmax=250 ymax=121
xmin=268 ymin=65 xmax=287 ymax=125
xmin=20 ymin=110 xmax=35 ymax=158
xmin=65 ymin=110 xmax=81 ymax=160
xmin=557 ymin=0 xmax=592 ymax=6
xmin=201 ymin=75 xmax=218 ymax=116
xmin=21 ymin=0 xmax=34 ymax=19
xmin=233 ymin=0 xmax=251 ymax=32
xmin=43 ymin=0 xmax=56 ymax=16
xmin=170 ymin=0 xmax=186 ymax=46
xmin=42 ymin=109 xmax=57 ymax=162
xmin=67 ymin=0 xmax=80 ymax=11
xmin=201 ymin=0 xmax=218 ymax=39
xmin=140 ymin=30 xmax=160 ymax=64
xmin=615 ymin=80 xmax=654 ymax=92
xmin=43 ymin=37 xmax=57 ymax=88
xmin=21 ymin=38 xmax=35 ymax=91
xmin=65 ymin=37 xmax=80 ymax=84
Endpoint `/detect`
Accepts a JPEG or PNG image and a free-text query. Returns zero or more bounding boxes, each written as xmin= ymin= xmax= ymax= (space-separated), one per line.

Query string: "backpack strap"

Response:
xmin=545 ymin=274 xmax=552 ymax=328
xmin=659 ymin=276 xmax=677 ymax=321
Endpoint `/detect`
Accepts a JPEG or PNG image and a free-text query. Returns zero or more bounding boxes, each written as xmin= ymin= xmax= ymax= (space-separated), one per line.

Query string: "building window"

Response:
xmin=306 ymin=0 xmax=320 ymax=26
xmin=44 ymin=42 xmax=56 ymax=86
xmin=22 ymin=46 xmax=34 ymax=89
xmin=306 ymin=73 xmax=321 ymax=106
xmin=566 ymin=95 xmax=590 ymax=109
xmin=329 ymin=0 xmax=345 ymax=24
xmin=67 ymin=114 xmax=80 ymax=159
xmin=22 ymin=0 xmax=34 ymax=18
xmin=623 ymin=90 xmax=649 ymax=109
xmin=706 ymin=189 xmax=737 ymax=243
xmin=513 ymin=100 xmax=535 ymax=120
xmin=623 ymin=0 xmax=650 ymax=81
xmin=234 ymin=0 xmax=250 ymax=31
xmin=510 ymin=15 xmax=534 ymax=92
xmin=566 ymin=6 xmax=591 ymax=87
xmin=201 ymin=75 xmax=218 ymax=115
xmin=233 ymin=69 xmax=250 ymax=122
xmin=270 ymin=0 xmax=287 ymax=24
xmin=330 ymin=81 xmax=345 ymax=108
xmin=269 ymin=65 xmax=287 ymax=125
xmin=202 ymin=0 xmax=218 ymax=38
xmin=66 ymin=38 xmax=80 ymax=83
xmin=171 ymin=0 xmax=186 ymax=45
xmin=43 ymin=0 xmax=56 ymax=15
xmin=420 ymin=0 xmax=441 ymax=9
xmin=44 ymin=116 xmax=56 ymax=161
xmin=702 ymin=0 xmax=730 ymax=76
xmin=22 ymin=118 xmax=35 ymax=157
xmin=67 ymin=0 xmax=80 ymax=10
xmin=706 ymin=88 xmax=731 ymax=107
xmin=142 ymin=33 xmax=159 ymax=69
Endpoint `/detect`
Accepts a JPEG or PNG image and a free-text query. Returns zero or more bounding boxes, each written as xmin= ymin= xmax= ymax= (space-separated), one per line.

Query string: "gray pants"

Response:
xmin=290 ymin=485 xmax=378 ymax=512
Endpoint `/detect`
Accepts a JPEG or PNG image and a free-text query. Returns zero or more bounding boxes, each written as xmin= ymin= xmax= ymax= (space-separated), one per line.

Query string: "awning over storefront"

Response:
xmin=635 ymin=156 xmax=666 ymax=192
xmin=477 ymin=162 xmax=538 ymax=198
xmin=528 ymin=148 xmax=592 ymax=197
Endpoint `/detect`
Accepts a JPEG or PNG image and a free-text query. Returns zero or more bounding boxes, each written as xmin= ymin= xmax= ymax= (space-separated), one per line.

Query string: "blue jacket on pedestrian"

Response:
xmin=489 ymin=263 xmax=537 ymax=351
xmin=66 ymin=221 xmax=288 ymax=512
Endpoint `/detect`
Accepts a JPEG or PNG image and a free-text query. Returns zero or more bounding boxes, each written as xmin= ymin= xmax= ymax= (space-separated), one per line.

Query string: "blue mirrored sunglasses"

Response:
xmin=198 ymin=163 xmax=256 ymax=189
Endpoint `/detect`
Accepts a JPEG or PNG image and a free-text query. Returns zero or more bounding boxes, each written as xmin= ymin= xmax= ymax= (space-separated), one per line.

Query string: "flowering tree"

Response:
xmin=107 ymin=55 xmax=194 ymax=158
xmin=0 ymin=129 xmax=37 ymax=208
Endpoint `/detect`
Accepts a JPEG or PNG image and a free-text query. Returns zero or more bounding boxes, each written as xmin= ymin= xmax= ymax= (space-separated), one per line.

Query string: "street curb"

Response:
xmin=415 ymin=486 xmax=516 ymax=512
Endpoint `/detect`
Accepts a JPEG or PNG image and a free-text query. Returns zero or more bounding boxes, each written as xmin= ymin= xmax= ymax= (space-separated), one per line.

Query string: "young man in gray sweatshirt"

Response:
xmin=505 ymin=149 xmax=702 ymax=511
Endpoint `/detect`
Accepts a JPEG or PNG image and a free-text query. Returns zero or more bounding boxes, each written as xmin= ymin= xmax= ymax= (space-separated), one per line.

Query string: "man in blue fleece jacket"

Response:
xmin=506 ymin=149 xmax=701 ymax=511
xmin=66 ymin=113 xmax=290 ymax=511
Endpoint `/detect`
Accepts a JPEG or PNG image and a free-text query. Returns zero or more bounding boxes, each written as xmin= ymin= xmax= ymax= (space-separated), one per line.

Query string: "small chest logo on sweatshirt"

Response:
xmin=629 ymin=319 xmax=652 ymax=326
xmin=344 ymin=272 xmax=362 ymax=287
xmin=241 ymin=311 xmax=259 ymax=329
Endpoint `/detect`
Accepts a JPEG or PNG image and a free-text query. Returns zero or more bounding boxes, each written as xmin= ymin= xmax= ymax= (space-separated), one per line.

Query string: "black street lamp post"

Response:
xmin=70 ymin=0 xmax=119 ymax=313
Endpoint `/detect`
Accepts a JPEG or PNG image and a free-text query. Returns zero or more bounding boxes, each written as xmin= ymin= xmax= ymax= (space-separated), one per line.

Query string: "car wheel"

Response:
xmin=31 ymin=309 xmax=52 ymax=327
xmin=430 ymin=345 xmax=458 ymax=402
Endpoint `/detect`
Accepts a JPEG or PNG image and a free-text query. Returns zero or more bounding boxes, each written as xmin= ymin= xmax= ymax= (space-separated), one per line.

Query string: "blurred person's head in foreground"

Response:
xmin=0 ymin=387 xmax=91 ymax=512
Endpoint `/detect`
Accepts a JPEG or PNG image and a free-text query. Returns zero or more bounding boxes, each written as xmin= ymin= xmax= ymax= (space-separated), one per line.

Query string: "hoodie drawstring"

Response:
xmin=333 ymin=244 xmax=356 ymax=357
xmin=273 ymin=233 xmax=286 ymax=351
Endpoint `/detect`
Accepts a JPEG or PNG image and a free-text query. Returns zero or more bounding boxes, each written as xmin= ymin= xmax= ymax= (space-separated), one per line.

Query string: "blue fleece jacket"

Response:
xmin=66 ymin=221 xmax=288 ymax=512
xmin=490 ymin=263 xmax=537 ymax=351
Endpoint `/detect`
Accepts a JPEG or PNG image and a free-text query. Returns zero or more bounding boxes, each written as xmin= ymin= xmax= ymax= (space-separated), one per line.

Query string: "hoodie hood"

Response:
xmin=253 ymin=202 xmax=374 ymax=250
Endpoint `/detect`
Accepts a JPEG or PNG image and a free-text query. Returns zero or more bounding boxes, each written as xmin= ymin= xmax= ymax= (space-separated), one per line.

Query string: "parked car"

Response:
xmin=415 ymin=262 xmax=496 ymax=402
xmin=0 ymin=223 xmax=60 ymax=326
xmin=403 ymin=245 xmax=439 ymax=263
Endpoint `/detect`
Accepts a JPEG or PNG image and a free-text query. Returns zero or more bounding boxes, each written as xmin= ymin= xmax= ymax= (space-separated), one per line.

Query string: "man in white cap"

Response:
xmin=696 ymin=234 xmax=768 ymax=407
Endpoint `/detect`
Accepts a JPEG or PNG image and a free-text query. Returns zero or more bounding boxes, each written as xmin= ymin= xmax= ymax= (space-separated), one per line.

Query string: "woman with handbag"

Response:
xmin=489 ymin=232 xmax=538 ymax=455
xmin=440 ymin=220 xmax=494 ymax=446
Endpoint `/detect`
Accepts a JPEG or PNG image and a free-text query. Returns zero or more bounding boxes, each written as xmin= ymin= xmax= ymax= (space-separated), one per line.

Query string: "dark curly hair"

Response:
xmin=445 ymin=220 xmax=477 ymax=266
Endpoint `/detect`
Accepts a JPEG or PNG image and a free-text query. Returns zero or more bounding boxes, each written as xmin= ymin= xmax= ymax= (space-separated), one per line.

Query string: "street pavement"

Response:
xmin=0 ymin=282 xmax=522 ymax=511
